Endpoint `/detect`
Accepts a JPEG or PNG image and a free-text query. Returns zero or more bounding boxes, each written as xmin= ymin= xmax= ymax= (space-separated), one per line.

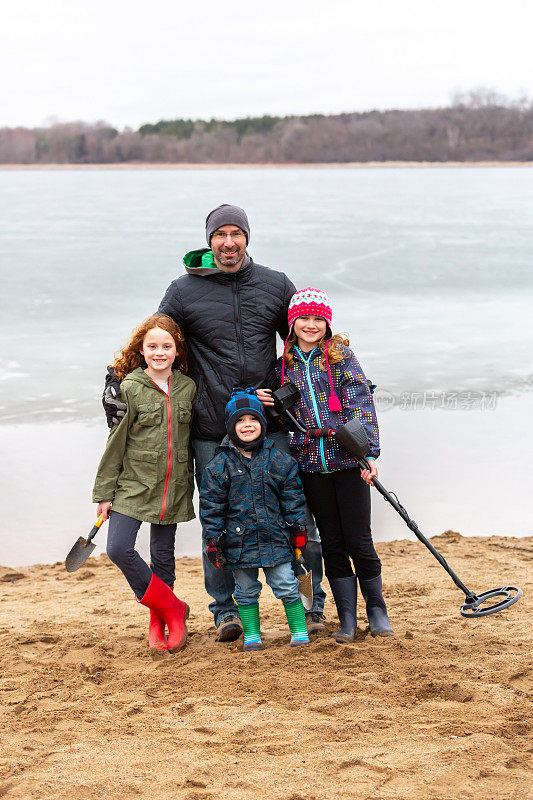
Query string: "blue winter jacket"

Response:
xmin=200 ymin=437 xmax=307 ymax=569
xmin=275 ymin=344 xmax=380 ymax=473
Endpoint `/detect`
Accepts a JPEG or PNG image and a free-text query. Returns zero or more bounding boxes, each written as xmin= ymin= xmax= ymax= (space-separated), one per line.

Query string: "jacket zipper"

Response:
xmin=296 ymin=347 xmax=329 ymax=472
xmin=150 ymin=374 xmax=173 ymax=521
xmin=232 ymin=279 xmax=247 ymax=384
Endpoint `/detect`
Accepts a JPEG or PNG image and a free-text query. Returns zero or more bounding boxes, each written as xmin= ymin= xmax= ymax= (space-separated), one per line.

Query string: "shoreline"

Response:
xmin=2 ymin=397 xmax=533 ymax=568
xmin=0 ymin=160 xmax=531 ymax=170
xmin=2 ymin=528 xmax=525 ymax=574
xmin=0 ymin=530 xmax=530 ymax=575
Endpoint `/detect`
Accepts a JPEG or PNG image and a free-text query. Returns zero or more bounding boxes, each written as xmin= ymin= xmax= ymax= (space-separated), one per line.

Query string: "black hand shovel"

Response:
xmin=65 ymin=514 xmax=106 ymax=572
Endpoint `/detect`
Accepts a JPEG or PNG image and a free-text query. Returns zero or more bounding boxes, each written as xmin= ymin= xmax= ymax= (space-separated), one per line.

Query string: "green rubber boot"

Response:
xmin=284 ymin=599 xmax=310 ymax=647
xmin=237 ymin=602 xmax=262 ymax=651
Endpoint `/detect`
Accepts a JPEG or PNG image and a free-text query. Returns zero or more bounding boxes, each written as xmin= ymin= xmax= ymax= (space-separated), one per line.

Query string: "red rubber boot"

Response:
xmin=139 ymin=574 xmax=189 ymax=653
xmin=148 ymin=609 xmax=168 ymax=651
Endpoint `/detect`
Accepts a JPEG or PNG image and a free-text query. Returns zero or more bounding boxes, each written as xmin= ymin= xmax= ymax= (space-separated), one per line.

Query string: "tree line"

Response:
xmin=1 ymin=93 xmax=531 ymax=164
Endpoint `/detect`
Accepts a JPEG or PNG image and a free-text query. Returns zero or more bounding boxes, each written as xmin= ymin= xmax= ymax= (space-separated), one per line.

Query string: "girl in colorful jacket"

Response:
xmin=93 ymin=314 xmax=196 ymax=652
xmin=269 ymin=288 xmax=394 ymax=643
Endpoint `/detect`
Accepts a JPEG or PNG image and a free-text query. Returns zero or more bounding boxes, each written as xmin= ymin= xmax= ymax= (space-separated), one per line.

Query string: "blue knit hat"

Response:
xmin=225 ymin=387 xmax=267 ymax=449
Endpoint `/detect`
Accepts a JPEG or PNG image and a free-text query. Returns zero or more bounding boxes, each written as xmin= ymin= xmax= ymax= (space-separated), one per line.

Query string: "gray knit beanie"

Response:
xmin=205 ymin=204 xmax=250 ymax=245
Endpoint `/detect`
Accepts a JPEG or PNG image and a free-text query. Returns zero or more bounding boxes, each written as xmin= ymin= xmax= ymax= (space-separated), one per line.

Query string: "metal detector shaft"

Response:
xmin=357 ymin=457 xmax=477 ymax=603
xmin=285 ymin=409 xmax=307 ymax=434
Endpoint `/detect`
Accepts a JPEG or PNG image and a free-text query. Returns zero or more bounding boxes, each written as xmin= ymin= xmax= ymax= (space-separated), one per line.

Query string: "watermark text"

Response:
xmin=373 ymin=389 xmax=498 ymax=412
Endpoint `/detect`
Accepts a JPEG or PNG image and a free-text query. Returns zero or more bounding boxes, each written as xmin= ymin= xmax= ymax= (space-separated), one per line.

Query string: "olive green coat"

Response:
xmin=93 ymin=368 xmax=196 ymax=525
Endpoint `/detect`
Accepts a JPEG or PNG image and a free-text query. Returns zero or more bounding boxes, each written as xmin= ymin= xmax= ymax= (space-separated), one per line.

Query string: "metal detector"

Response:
xmin=271 ymin=384 xmax=523 ymax=618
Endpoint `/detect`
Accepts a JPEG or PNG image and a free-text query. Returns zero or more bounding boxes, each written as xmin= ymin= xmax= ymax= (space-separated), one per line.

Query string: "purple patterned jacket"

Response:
xmin=275 ymin=344 xmax=380 ymax=473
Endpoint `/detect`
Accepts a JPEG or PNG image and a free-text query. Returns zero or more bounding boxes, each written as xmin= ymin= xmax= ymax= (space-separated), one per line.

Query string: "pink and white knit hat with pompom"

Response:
xmin=287 ymin=288 xmax=332 ymax=329
xmin=283 ymin=287 xmax=342 ymax=413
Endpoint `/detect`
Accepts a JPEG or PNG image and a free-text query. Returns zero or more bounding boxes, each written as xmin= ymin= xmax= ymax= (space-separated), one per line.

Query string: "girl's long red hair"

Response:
xmin=111 ymin=314 xmax=187 ymax=382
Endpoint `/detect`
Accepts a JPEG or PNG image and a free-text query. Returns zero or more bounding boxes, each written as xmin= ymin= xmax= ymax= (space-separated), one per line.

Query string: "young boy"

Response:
xmin=200 ymin=387 xmax=310 ymax=650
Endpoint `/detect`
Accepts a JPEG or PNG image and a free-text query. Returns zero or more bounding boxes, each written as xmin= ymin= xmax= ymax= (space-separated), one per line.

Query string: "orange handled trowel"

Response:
xmin=65 ymin=514 xmax=106 ymax=572
xmin=294 ymin=547 xmax=313 ymax=611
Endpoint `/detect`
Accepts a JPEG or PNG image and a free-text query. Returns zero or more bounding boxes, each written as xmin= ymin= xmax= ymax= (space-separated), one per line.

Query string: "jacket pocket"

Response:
xmin=177 ymin=401 xmax=192 ymax=424
xmin=137 ymin=403 xmax=162 ymax=426
xmin=173 ymin=448 xmax=190 ymax=483
xmin=122 ymin=448 xmax=158 ymax=488
xmin=223 ymin=520 xmax=246 ymax=563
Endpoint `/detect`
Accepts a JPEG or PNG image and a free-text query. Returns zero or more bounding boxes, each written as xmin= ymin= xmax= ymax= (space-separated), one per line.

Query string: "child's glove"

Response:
xmin=206 ymin=543 xmax=227 ymax=569
xmin=102 ymin=368 xmax=127 ymax=428
xmin=290 ymin=527 xmax=308 ymax=552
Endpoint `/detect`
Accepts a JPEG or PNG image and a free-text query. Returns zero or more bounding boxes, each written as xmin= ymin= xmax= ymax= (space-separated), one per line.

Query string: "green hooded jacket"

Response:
xmin=93 ymin=368 xmax=196 ymax=525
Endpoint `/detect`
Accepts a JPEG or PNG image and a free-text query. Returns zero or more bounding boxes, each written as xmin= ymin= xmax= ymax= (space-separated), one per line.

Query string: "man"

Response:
xmin=104 ymin=204 xmax=326 ymax=641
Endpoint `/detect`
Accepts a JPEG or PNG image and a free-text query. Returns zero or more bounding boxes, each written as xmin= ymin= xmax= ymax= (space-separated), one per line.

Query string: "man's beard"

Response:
xmin=215 ymin=247 xmax=245 ymax=268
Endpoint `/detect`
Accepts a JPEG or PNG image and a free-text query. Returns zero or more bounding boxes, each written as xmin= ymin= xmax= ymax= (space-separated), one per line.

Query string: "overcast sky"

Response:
xmin=1 ymin=0 xmax=531 ymax=129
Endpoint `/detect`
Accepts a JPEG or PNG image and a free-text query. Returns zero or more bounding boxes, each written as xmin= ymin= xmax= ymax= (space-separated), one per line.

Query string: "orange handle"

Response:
xmin=86 ymin=513 xmax=106 ymax=546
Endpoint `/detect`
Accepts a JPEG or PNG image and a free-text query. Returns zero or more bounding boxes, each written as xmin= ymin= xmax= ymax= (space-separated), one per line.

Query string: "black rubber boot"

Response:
xmin=359 ymin=574 xmax=394 ymax=637
xmin=329 ymin=575 xmax=357 ymax=643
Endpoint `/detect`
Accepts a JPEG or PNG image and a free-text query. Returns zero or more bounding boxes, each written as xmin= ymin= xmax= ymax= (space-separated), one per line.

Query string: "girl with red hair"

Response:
xmin=93 ymin=314 xmax=196 ymax=652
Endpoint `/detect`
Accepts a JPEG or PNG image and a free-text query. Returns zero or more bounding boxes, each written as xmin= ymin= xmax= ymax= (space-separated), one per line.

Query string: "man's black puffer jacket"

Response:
xmin=158 ymin=248 xmax=296 ymax=441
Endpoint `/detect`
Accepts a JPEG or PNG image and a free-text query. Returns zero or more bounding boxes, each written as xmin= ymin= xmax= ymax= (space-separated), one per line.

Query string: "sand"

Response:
xmin=0 ymin=531 xmax=531 ymax=800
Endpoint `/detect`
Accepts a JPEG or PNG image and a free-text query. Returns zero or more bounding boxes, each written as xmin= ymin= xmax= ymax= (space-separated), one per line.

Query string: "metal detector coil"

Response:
xmin=460 ymin=586 xmax=523 ymax=617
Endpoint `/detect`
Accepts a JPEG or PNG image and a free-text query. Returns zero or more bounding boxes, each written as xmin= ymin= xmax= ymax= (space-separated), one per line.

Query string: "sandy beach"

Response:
xmin=1 ymin=531 xmax=530 ymax=800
